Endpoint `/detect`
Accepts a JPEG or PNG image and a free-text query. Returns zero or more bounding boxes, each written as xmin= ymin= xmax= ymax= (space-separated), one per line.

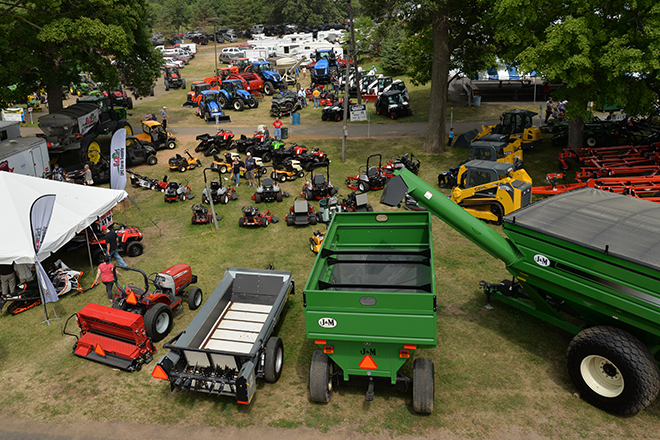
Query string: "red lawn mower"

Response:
xmin=345 ymin=153 xmax=388 ymax=192
xmin=286 ymin=198 xmax=318 ymax=226
xmin=111 ymin=264 xmax=203 ymax=342
xmin=239 ymin=205 xmax=279 ymax=227
xmin=192 ymin=204 xmax=221 ymax=224
xmin=301 ymin=164 xmax=338 ymax=200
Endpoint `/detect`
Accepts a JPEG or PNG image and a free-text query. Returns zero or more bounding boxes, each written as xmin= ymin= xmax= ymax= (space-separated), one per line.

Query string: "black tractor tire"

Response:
xmin=298 ymin=171 xmax=305 ymax=179
xmin=285 ymin=101 xmax=294 ymax=112
xmin=264 ymin=336 xmax=284 ymax=383
xmin=262 ymin=152 xmax=272 ymax=163
xmin=255 ymin=193 xmax=262 ymax=204
xmin=276 ymin=191 xmax=283 ymax=202
xmin=358 ymin=181 xmax=370 ymax=192
xmin=233 ymin=99 xmax=245 ymax=112
xmin=304 ymin=188 xmax=312 ymax=200
xmin=127 ymin=97 xmax=133 ymax=109
xmin=321 ymin=113 xmax=328 ymax=121
xmin=239 ymin=217 xmax=245 ymax=227
xmin=309 ymin=350 xmax=333 ymax=403
xmin=310 ymin=214 xmax=317 ymax=225
xmin=187 ymin=287 xmax=203 ymax=310
xmin=168 ymin=141 xmax=176 ymax=149
xmin=567 ymin=326 xmax=660 ymax=414
xmin=249 ymin=98 xmax=259 ymax=109
xmin=219 ymin=95 xmax=228 ymax=109
xmin=92 ymin=248 xmax=106 ymax=265
xmin=262 ymin=217 xmax=269 ymax=227
xmin=391 ymin=112 xmax=398 ymax=120
xmin=287 ymin=215 xmax=294 ymax=226
xmin=264 ymin=81 xmax=275 ymax=96
xmin=279 ymin=173 xmax=287 ymax=182
xmin=164 ymin=80 xmax=169 ymax=91
xmin=126 ymin=241 xmax=143 ymax=257
xmin=219 ymin=165 xmax=227 ymax=174
xmin=181 ymin=79 xmax=186 ymax=89
xmin=221 ymin=194 xmax=229 ymax=204
xmin=117 ymin=120 xmax=133 ymax=136
xmin=413 ymin=358 xmax=435 ymax=414
xmin=80 ymin=135 xmax=103 ymax=165
xmin=147 ymin=155 xmax=158 ymax=165
xmin=144 ymin=303 xmax=173 ymax=342
xmin=179 ymin=165 xmax=187 ymax=172
xmin=205 ymin=111 xmax=211 ymax=123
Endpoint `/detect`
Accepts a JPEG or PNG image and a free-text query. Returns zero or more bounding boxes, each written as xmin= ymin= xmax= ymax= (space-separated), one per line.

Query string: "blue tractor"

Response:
xmin=310 ymin=49 xmax=338 ymax=86
xmin=219 ymin=80 xmax=256 ymax=111
xmin=197 ymin=90 xmax=231 ymax=122
xmin=246 ymin=61 xmax=285 ymax=96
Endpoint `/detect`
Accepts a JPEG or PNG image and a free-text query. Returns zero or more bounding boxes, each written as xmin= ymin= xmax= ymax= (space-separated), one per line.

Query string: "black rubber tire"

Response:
xmin=181 ymin=79 xmax=186 ymax=89
xmin=92 ymin=248 xmax=105 ymax=265
xmin=164 ymin=81 xmax=169 ymax=91
xmin=358 ymin=181 xmax=370 ymax=192
xmin=310 ymin=214 xmax=317 ymax=225
xmin=168 ymin=141 xmax=176 ymax=149
xmin=491 ymin=202 xmax=504 ymax=226
xmin=264 ymin=81 xmax=274 ymax=96
xmin=187 ymin=287 xmax=203 ymax=310
xmin=567 ymin=326 xmax=660 ymax=414
xmin=287 ymin=215 xmax=294 ymax=226
xmin=321 ymin=113 xmax=328 ymax=121
xmin=147 ymin=155 xmax=157 ymax=165
xmin=249 ymin=98 xmax=259 ymax=109
xmin=220 ymin=165 xmax=227 ymax=174
xmin=221 ymin=194 xmax=229 ymax=204
xmin=127 ymin=97 xmax=133 ymax=109
xmin=179 ymin=165 xmax=187 ymax=172
xmin=279 ymin=173 xmax=287 ymax=182
xmin=233 ymin=99 xmax=244 ymax=112
xmin=262 ymin=217 xmax=269 ymax=227
xmin=304 ymin=188 xmax=312 ymax=200
xmin=264 ymin=336 xmax=284 ymax=383
xmin=413 ymin=358 xmax=434 ymax=414
xmin=143 ymin=303 xmax=173 ymax=342
xmin=309 ymin=350 xmax=333 ymax=403
xmin=126 ymin=241 xmax=143 ymax=257
xmin=219 ymin=95 xmax=227 ymax=109
xmin=262 ymin=152 xmax=272 ymax=163
xmin=276 ymin=191 xmax=283 ymax=202
xmin=239 ymin=217 xmax=245 ymax=227
xmin=254 ymin=193 xmax=262 ymax=203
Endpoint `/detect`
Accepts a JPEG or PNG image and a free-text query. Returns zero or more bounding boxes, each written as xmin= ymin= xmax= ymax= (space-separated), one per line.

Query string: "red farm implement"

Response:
xmin=64 ymin=303 xmax=156 ymax=372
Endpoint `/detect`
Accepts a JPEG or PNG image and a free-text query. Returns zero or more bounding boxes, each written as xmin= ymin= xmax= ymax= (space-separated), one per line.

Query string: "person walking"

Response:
xmin=312 ymin=88 xmax=321 ymax=108
xmin=298 ymin=88 xmax=307 ymax=107
xmin=161 ymin=106 xmax=169 ymax=131
xmin=245 ymin=152 xmax=256 ymax=187
xmin=230 ymin=156 xmax=242 ymax=187
xmin=545 ymin=97 xmax=554 ymax=123
xmin=447 ymin=127 xmax=455 ymax=147
xmin=101 ymin=225 xmax=127 ymax=267
xmin=93 ymin=256 xmax=120 ymax=304
xmin=273 ymin=115 xmax=283 ymax=141
xmin=0 ymin=263 xmax=16 ymax=298
xmin=302 ymin=67 xmax=306 ymax=80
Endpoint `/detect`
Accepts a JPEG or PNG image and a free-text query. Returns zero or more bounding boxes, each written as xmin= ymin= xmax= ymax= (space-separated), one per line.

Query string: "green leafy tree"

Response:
xmin=380 ymin=24 xmax=407 ymax=74
xmin=269 ymin=0 xmax=344 ymax=25
xmin=495 ymin=0 xmax=660 ymax=148
xmin=0 ymin=0 xmax=162 ymax=111
xmin=365 ymin=0 xmax=497 ymax=153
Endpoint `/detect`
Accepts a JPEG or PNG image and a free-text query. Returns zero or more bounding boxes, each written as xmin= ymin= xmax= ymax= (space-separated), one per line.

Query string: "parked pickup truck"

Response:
xmin=152 ymin=267 xmax=294 ymax=405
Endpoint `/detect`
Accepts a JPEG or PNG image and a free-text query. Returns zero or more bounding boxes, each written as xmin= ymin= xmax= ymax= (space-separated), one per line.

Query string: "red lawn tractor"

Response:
xmin=111 ymin=264 xmax=203 ymax=342
xmin=345 ymin=153 xmax=388 ymax=192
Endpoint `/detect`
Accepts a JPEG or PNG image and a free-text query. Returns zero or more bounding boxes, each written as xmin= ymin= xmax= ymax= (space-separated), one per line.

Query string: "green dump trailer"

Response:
xmin=303 ymin=211 xmax=436 ymax=414
xmin=381 ymin=169 xmax=660 ymax=415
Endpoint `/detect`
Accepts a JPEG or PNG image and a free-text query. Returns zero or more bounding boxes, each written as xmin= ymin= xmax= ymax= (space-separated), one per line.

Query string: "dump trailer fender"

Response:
xmin=381 ymin=169 xmax=522 ymax=266
xmin=236 ymin=360 xmax=257 ymax=404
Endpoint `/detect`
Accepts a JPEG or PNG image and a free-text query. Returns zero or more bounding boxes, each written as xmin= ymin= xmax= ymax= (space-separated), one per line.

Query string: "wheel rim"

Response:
xmin=155 ymin=311 xmax=171 ymax=334
xmin=275 ymin=346 xmax=283 ymax=373
xmin=124 ymin=125 xmax=133 ymax=135
xmin=85 ymin=140 xmax=102 ymax=165
xmin=194 ymin=291 xmax=202 ymax=307
xmin=580 ymin=354 xmax=624 ymax=397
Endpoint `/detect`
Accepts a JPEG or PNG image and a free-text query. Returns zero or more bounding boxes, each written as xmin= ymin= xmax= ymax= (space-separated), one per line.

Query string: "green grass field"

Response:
xmin=2 ymin=44 xmax=659 ymax=439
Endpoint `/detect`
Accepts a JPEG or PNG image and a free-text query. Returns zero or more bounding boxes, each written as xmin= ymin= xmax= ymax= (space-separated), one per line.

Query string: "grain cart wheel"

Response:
xmin=567 ymin=326 xmax=660 ymax=414
xmin=144 ymin=303 xmax=173 ymax=342
xmin=413 ymin=358 xmax=434 ymax=414
xmin=187 ymin=287 xmax=203 ymax=310
xmin=264 ymin=336 xmax=284 ymax=383
xmin=126 ymin=241 xmax=143 ymax=257
xmin=309 ymin=350 xmax=333 ymax=403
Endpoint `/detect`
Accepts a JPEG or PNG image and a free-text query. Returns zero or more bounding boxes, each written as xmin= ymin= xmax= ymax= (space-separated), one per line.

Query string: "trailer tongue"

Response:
xmin=381 ymin=169 xmax=660 ymax=415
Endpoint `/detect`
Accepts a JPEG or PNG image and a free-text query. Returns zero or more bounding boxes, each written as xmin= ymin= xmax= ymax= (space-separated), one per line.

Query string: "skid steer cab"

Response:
xmin=112 ymin=264 xmax=203 ymax=342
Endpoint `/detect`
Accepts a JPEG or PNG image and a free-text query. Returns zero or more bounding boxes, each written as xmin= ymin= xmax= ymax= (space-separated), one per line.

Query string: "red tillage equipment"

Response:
xmin=65 ymin=303 xmax=156 ymax=372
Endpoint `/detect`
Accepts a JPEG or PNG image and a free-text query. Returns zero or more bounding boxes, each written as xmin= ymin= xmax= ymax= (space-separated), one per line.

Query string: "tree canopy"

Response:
xmin=0 ymin=0 xmax=162 ymax=111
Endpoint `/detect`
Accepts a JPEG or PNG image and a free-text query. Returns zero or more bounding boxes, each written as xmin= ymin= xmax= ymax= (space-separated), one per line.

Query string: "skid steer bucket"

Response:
xmin=68 ymin=303 xmax=156 ymax=372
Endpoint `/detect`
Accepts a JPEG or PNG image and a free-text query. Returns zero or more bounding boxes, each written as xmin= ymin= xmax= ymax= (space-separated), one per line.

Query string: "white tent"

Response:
xmin=0 ymin=172 xmax=127 ymax=265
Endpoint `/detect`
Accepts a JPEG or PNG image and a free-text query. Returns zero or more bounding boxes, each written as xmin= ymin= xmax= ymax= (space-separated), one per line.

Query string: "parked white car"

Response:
xmin=163 ymin=57 xmax=184 ymax=68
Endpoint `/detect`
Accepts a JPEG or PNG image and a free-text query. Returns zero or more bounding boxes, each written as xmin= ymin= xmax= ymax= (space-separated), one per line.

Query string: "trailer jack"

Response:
xmin=366 ymin=376 xmax=375 ymax=401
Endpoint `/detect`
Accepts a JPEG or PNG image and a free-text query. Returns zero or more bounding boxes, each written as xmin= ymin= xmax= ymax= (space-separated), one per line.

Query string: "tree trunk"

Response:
xmin=47 ymin=83 xmax=64 ymax=114
xmin=425 ymin=10 xmax=449 ymax=154
xmin=567 ymin=115 xmax=584 ymax=151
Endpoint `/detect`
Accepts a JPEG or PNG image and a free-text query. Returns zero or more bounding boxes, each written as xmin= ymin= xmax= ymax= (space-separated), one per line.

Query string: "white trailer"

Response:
xmin=0 ymin=136 xmax=50 ymax=177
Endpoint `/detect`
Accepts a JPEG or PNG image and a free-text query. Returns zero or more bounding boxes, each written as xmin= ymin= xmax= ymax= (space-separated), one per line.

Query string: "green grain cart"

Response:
xmin=303 ymin=211 xmax=437 ymax=413
xmin=381 ymin=169 xmax=660 ymax=415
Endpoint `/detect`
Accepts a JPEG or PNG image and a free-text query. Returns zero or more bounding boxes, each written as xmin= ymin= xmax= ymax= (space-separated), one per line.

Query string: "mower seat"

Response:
xmin=210 ymin=181 xmax=221 ymax=191
xmin=262 ymin=177 xmax=274 ymax=188
xmin=367 ymin=167 xmax=378 ymax=178
xmin=313 ymin=174 xmax=325 ymax=187
xmin=294 ymin=200 xmax=309 ymax=215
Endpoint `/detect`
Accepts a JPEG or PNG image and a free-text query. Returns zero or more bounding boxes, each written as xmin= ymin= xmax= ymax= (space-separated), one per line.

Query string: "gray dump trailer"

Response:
xmin=152 ymin=267 xmax=294 ymax=405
